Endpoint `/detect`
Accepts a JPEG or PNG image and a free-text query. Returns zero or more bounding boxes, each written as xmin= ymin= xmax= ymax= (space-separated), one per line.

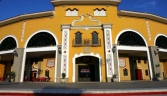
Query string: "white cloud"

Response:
xmin=135 ymin=1 xmax=157 ymax=8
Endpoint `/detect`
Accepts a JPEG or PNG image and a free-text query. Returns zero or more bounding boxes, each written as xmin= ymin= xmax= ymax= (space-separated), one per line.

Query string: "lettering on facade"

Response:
xmin=146 ymin=20 xmax=151 ymax=41
xmin=46 ymin=59 xmax=55 ymax=68
xmin=21 ymin=21 xmax=26 ymax=42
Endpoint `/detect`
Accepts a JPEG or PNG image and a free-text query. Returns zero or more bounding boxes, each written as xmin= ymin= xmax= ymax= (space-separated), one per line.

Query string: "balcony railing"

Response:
xmin=72 ymin=38 xmax=101 ymax=47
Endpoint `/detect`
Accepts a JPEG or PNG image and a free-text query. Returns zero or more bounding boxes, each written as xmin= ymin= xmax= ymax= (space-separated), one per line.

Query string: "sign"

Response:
xmin=47 ymin=59 xmax=55 ymax=68
xmin=119 ymin=59 xmax=126 ymax=68
xmin=80 ymin=69 xmax=90 ymax=73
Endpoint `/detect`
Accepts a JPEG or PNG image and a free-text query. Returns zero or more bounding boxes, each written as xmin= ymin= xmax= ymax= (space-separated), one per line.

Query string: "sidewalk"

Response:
xmin=0 ymin=81 xmax=167 ymax=96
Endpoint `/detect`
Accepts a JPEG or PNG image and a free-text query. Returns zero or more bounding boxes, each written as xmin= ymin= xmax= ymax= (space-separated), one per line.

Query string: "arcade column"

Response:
xmin=13 ymin=48 xmax=25 ymax=82
xmin=148 ymin=46 xmax=161 ymax=81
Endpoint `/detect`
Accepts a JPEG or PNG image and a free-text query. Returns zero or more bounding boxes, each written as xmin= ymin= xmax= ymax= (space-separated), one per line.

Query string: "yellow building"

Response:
xmin=0 ymin=0 xmax=167 ymax=82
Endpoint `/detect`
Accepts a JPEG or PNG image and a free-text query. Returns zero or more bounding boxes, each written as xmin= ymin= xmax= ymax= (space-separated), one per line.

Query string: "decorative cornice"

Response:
xmin=0 ymin=11 xmax=54 ymax=27
xmin=118 ymin=10 xmax=167 ymax=24
xmin=51 ymin=0 xmax=121 ymax=6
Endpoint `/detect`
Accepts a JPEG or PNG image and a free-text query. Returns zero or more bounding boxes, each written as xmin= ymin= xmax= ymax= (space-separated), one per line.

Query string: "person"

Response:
xmin=5 ymin=74 xmax=10 ymax=82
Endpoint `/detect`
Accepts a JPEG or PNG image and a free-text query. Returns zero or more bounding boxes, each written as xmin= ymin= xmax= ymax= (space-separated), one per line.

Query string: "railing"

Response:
xmin=72 ymin=38 xmax=101 ymax=47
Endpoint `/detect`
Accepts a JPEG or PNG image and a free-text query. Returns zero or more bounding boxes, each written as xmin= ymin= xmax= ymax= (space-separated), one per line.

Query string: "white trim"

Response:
xmin=116 ymin=47 xmax=120 ymax=82
xmin=117 ymin=46 xmax=148 ymax=51
xmin=115 ymin=29 xmax=148 ymax=46
xmin=25 ymin=46 xmax=57 ymax=52
xmin=61 ymin=25 xmax=70 ymax=78
xmin=0 ymin=11 xmax=54 ymax=27
xmin=24 ymin=30 xmax=59 ymax=48
xmin=72 ymin=14 xmax=101 ymax=26
xmin=0 ymin=50 xmax=13 ymax=54
xmin=159 ymin=48 xmax=167 ymax=52
xmin=102 ymin=25 xmax=113 ymax=77
xmin=72 ymin=53 xmax=102 ymax=82
xmin=0 ymin=35 xmax=18 ymax=48
xmin=71 ymin=26 xmax=102 ymax=30
xmin=54 ymin=49 xmax=58 ymax=82
xmin=154 ymin=34 xmax=167 ymax=46
xmin=20 ymin=49 xmax=26 ymax=82
xmin=147 ymin=47 xmax=153 ymax=80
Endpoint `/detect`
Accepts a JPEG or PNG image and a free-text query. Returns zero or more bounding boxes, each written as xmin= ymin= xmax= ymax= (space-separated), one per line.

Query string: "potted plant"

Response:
xmin=61 ymin=73 xmax=66 ymax=83
xmin=156 ymin=73 xmax=162 ymax=81
xmin=112 ymin=74 xmax=118 ymax=82
xmin=10 ymin=71 xmax=16 ymax=82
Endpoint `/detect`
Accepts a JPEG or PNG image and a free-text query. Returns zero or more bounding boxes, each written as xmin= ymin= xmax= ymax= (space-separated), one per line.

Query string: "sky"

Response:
xmin=0 ymin=0 xmax=167 ymax=21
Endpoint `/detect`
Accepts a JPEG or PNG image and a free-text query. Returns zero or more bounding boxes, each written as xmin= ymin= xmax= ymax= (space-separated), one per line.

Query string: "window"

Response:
xmin=123 ymin=68 xmax=128 ymax=76
xmin=66 ymin=8 xmax=78 ymax=16
xmin=92 ymin=31 xmax=98 ymax=44
xmin=75 ymin=32 xmax=82 ymax=44
xmin=138 ymin=58 xmax=141 ymax=63
xmin=94 ymin=8 xmax=106 ymax=16
xmin=145 ymin=69 xmax=149 ymax=76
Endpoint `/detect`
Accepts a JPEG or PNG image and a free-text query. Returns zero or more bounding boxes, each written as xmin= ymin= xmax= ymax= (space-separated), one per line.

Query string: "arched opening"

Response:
xmin=0 ymin=37 xmax=17 ymax=51
xmin=118 ymin=31 xmax=146 ymax=46
xmin=116 ymin=31 xmax=151 ymax=81
xmin=27 ymin=32 xmax=56 ymax=48
xmin=155 ymin=35 xmax=167 ymax=79
xmin=23 ymin=32 xmax=57 ymax=82
xmin=0 ymin=37 xmax=17 ymax=80
xmin=155 ymin=36 xmax=167 ymax=49
xmin=75 ymin=56 xmax=100 ymax=82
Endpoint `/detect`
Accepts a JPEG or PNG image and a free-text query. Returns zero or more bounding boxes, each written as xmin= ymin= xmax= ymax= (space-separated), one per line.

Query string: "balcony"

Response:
xmin=72 ymin=39 xmax=101 ymax=47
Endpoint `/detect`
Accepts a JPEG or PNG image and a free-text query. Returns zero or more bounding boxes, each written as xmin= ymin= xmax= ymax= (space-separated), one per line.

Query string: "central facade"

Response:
xmin=0 ymin=0 xmax=167 ymax=83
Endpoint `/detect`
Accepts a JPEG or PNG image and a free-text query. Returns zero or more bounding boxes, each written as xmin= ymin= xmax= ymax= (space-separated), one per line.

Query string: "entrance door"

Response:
xmin=78 ymin=65 xmax=90 ymax=81
xmin=30 ymin=71 xmax=37 ymax=81
xmin=135 ymin=69 xmax=143 ymax=80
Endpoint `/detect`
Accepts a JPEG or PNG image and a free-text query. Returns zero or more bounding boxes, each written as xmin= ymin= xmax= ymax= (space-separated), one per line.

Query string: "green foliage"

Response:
xmin=156 ymin=73 xmax=160 ymax=77
xmin=112 ymin=74 xmax=117 ymax=78
xmin=62 ymin=73 xmax=66 ymax=79
xmin=10 ymin=71 xmax=16 ymax=79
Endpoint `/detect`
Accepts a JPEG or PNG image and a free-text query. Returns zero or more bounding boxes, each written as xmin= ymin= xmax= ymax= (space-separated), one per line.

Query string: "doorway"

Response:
xmin=30 ymin=71 xmax=37 ymax=81
xmin=76 ymin=56 xmax=100 ymax=82
xmin=135 ymin=69 xmax=143 ymax=80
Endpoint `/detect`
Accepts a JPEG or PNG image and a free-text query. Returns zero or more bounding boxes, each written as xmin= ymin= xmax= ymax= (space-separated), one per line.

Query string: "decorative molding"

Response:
xmin=72 ymin=14 xmax=101 ymax=29
xmin=21 ymin=21 xmax=26 ymax=42
xmin=51 ymin=0 xmax=121 ymax=6
xmin=72 ymin=52 xmax=102 ymax=82
xmin=115 ymin=29 xmax=148 ymax=46
xmin=146 ymin=20 xmax=151 ymax=41
xmin=0 ymin=35 xmax=18 ymax=48
xmin=61 ymin=25 xmax=70 ymax=77
xmin=107 ymin=54 xmax=112 ymax=75
xmin=118 ymin=10 xmax=167 ymax=24
xmin=103 ymin=27 xmax=113 ymax=77
xmin=0 ymin=11 xmax=54 ymax=27
xmin=24 ymin=30 xmax=59 ymax=48
xmin=154 ymin=34 xmax=167 ymax=46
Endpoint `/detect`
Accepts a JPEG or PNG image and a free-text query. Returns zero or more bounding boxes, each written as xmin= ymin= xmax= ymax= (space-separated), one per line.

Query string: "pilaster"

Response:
xmin=102 ymin=24 xmax=114 ymax=82
xmin=148 ymin=46 xmax=161 ymax=81
xmin=61 ymin=24 xmax=71 ymax=82
xmin=13 ymin=48 xmax=25 ymax=82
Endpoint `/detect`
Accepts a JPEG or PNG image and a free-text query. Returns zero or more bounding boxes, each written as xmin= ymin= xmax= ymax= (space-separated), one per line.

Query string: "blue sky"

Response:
xmin=0 ymin=0 xmax=167 ymax=21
